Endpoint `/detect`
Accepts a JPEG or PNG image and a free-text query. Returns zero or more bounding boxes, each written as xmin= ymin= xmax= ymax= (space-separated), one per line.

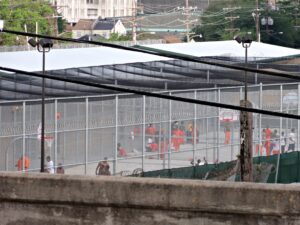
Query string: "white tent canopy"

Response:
xmin=0 ymin=41 xmax=299 ymax=72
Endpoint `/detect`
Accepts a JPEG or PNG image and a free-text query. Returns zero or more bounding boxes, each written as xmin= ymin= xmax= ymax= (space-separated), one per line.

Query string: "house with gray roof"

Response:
xmin=72 ymin=18 xmax=127 ymax=39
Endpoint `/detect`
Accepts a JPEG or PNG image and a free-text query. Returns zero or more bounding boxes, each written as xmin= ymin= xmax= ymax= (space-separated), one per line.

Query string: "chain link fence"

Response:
xmin=0 ymin=82 xmax=299 ymax=176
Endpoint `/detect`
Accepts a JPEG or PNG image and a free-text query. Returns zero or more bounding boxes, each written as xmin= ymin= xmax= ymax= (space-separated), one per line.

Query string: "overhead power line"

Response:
xmin=0 ymin=66 xmax=300 ymax=121
xmin=1 ymin=29 xmax=300 ymax=81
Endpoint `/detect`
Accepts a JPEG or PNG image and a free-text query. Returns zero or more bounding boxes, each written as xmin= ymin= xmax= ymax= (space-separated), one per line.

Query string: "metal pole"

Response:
xmin=193 ymin=91 xmax=197 ymax=164
xmin=217 ymin=89 xmax=221 ymax=162
xmin=259 ymin=83 xmax=262 ymax=156
xmin=85 ymin=97 xmax=89 ymax=175
xmin=275 ymin=85 xmax=283 ymax=183
xmin=142 ymin=95 xmax=146 ymax=171
xmin=22 ymin=101 xmax=26 ymax=172
xmin=40 ymin=48 xmax=45 ymax=173
xmin=168 ymin=92 xmax=172 ymax=169
xmin=244 ymin=46 xmax=248 ymax=101
xmin=114 ymin=95 xmax=118 ymax=175
xmin=159 ymin=97 xmax=162 ymax=162
xmin=206 ymin=92 xmax=209 ymax=160
xmin=54 ymin=99 xmax=58 ymax=171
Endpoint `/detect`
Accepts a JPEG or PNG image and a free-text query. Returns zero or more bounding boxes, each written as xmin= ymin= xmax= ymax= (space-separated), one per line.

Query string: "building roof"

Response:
xmin=0 ymin=41 xmax=299 ymax=100
xmin=73 ymin=19 xmax=94 ymax=31
xmin=1 ymin=41 xmax=299 ymax=72
xmin=93 ymin=19 xmax=116 ymax=31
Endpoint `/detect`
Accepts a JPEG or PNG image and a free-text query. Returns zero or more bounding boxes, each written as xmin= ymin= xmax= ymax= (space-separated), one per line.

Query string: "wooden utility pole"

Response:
xmin=132 ymin=0 xmax=137 ymax=43
xmin=240 ymin=100 xmax=253 ymax=182
xmin=255 ymin=0 xmax=260 ymax=42
xmin=185 ymin=0 xmax=190 ymax=42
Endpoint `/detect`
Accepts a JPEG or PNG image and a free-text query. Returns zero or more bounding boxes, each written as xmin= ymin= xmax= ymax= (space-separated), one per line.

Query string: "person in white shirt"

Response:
xmin=45 ymin=156 xmax=54 ymax=174
xmin=288 ymin=128 xmax=296 ymax=152
xmin=280 ymin=131 xmax=287 ymax=153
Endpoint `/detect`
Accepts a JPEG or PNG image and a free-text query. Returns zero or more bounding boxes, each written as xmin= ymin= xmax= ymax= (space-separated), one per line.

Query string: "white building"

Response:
xmin=51 ymin=0 xmax=136 ymax=24
xmin=72 ymin=18 xmax=127 ymax=39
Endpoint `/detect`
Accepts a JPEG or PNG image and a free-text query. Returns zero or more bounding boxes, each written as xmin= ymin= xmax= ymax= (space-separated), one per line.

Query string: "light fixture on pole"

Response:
xmin=234 ymin=35 xmax=253 ymax=182
xmin=28 ymin=38 xmax=53 ymax=173
xmin=234 ymin=35 xmax=252 ymax=101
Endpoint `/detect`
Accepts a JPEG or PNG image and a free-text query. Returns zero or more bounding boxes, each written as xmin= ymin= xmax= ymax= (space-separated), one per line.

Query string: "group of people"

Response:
xmin=261 ymin=127 xmax=296 ymax=156
xmin=144 ymin=122 xmax=199 ymax=155
xmin=16 ymin=155 xmax=64 ymax=174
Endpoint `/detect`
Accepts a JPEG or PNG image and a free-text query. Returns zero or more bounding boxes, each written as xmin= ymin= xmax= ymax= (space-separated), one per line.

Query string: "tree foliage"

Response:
xmin=0 ymin=0 xmax=55 ymax=45
xmin=192 ymin=0 xmax=300 ymax=48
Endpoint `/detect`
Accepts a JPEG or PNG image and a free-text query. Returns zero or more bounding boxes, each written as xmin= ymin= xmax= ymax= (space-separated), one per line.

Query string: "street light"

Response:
xmin=28 ymin=38 xmax=53 ymax=173
xmin=234 ymin=35 xmax=253 ymax=182
xmin=234 ymin=35 xmax=252 ymax=101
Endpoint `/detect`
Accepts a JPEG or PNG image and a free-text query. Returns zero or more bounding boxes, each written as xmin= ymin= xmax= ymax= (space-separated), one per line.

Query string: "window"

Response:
xmin=87 ymin=8 xmax=98 ymax=17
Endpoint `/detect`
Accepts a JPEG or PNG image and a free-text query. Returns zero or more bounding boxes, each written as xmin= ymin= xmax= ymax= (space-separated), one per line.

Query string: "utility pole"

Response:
xmin=132 ymin=0 xmax=137 ymax=43
xmin=178 ymin=1 xmax=198 ymax=42
xmin=255 ymin=0 xmax=261 ymax=42
xmin=224 ymin=16 xmax=240 ymax=32
xmin=185 ymin=0 xmax=190 ymax=42
xmin=223 ymin=7 xmax=240 ymax=33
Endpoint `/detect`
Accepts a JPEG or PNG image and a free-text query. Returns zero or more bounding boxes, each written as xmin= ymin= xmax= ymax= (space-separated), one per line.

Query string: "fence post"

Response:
xmin=193 ymin=91 xmax=197 ymax=164
xmin=54 ymin=99 xmax=58 ymax=172
xmin=114 ymin=95 xmax=118 ymax=175
xmin=168 ymin=92 xmax=172 ymax=169
xmin=217 ymin=89 xmax=221 ymax=162
xmin=22 ymin=101 xmax=26 ymax=172
xmin=275 ymin=85 xmax=283 ymax=183
xmin=85 ymin=97 xmax=89 ymax=175
xmin=259 ymin=83 xmax=262 ymax=156
xmin=206 ymin=92 xmax=209 ymax=160
xmin=142 ymin=95 xmax=146 ymax=171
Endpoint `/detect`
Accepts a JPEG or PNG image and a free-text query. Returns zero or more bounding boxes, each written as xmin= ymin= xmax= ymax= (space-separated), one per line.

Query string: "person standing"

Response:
xmin=95 ymin=157 xmax=111 ymax=175
xmin=280 ymin=131 xmax=286 ymax=153
xmin=224 ymin=126 xmax=231 ymax=144
xmin=117 ymin=143 xmax=127 ymax=157
xmin=265 ymin=126 xmax=272 ymax=156
xmin=45 ymin=156 xmax=54 ymax=174
xmin=288 ymin=128 xmax=296 ymax=151
xmin=16 ymin=155 xmax=30 ymax=171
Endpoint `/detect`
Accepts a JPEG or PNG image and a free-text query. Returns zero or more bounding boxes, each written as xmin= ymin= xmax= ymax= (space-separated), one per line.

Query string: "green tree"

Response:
xmin=192 ymin=0 xmax=300 ymax=48
xmin=0 ymin=0 xmax=55 ymax=46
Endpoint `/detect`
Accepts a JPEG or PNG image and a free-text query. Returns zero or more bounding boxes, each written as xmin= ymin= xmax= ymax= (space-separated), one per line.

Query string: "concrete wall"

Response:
xmin=1 ymin=172 xmax=300 ymax=225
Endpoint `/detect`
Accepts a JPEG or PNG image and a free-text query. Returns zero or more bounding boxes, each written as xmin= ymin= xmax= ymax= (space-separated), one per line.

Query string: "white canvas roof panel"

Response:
xmin=0 ymin=41 xmax=299 ymax=73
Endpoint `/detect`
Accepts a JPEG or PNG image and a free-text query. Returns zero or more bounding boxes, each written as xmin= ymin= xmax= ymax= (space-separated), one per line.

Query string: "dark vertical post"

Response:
xmin=240 ymin=43 xmax=253 ymax=182
xmin=244 ymin=46 xmax=248 ymax=101
xmin=41 ymin=48 xmax=45 ymax=172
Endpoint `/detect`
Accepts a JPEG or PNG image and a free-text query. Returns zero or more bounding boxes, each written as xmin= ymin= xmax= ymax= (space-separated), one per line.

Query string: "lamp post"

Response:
xmin=234 ymin=35 xmax=253 ymax=182
xmin=28 ymin=38 xmax=53 ymax=172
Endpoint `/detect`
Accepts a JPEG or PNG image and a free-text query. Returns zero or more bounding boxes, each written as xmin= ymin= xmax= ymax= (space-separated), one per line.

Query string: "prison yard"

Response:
xmin=1 ymin=35 xmax=300 ymax=224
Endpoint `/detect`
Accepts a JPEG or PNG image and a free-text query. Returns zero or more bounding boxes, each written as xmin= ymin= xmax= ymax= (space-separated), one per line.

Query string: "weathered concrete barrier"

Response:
xmin=1 ymin=172 xmax=300 ymax=225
